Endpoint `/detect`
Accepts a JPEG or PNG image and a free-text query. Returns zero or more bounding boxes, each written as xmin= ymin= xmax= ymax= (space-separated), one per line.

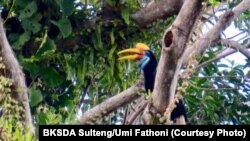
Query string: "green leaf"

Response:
xmin=218 ymin=63 xmax=229 ymax=68
xmin=36 ymin=35 xmax=56 ymax=58
xmin=108 ymin=44 xmax=117 ymax=60
xmin=12 ymin=32 xmax=30 ymax=50
xmin=208 ymin=100 xmax=218 ymax=109
xmin=22 ymin=62 xmax=40 ymax=77
xmin=110 ymin=59 xmax=115 ymax=76
xmin=62 ymin=0 xmax=75 ymax=16
xmin=41 ymin=68 xmax=65 ymax=87
xmin=56 ymin=0 xmax=74 ymax=16
xmin=77 ymin=57 xmax=87 ymax=85
xmin=90 ymin=49 xmax=94 ymax=65
xmin=186 ymin=95 xmax=199 ymax=104
xmin=8 ymin=33 xmax=20 ymax=42
xmin=21 ymin=19 xmax=42 ymax=34
xmin=92 ymin=25 xmax=103 ymax=50
xmin=118 ymin=31 xmax=126 ymax=40
xmin=19 ymin=1 xmax=37 ymax=19
xmin=121 ymin=9 xmax=130 ymax=25
xmin=19 ymin=31 xmax=31 ymax=43
xmin=114 ymin=62 xmax=122 ymax=84
xmin=204 ymin=95 xmax=215 ymax=101
xmin=80 ymin=0 xmax=86 ymax=4
xmin=51 ymin=93 xmax=59 ymax=102
xmin=106 ymin=0 xmax=116 ymax=7
xmin=110 ymin=29 xmax=115 ymax=45
xmin=29 ymin=87 xmax=43 ymax=107
xmin=64 ymin=54 xmax=76 ymax=80
xmin=196 ymin=78 xmax=207 ymax=85
xmin=51 ymin=17 xmax=72 ymax=38
xmin=38 ymin=111 xmax=47 ymax=124
xmin=208 ymin=0 xmax=220 ymax=6
xmin=15 ymin=0 xmax=30 ymax=7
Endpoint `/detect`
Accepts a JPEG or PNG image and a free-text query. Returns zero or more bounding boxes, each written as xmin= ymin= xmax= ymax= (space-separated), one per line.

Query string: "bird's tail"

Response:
xmin=171 ymin=99 xmax=188 ymax=123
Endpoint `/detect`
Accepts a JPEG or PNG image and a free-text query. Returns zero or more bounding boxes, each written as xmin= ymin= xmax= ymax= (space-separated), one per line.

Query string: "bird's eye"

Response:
xmin=145 ymin=51 xmax=150 ymax=56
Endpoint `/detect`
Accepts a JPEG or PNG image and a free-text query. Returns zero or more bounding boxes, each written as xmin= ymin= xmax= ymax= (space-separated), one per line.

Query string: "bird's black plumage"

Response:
xmin=141 ymin=51 xmax=157 ymax=92
xmin=140 ymin=50 xmax=187 ymax=122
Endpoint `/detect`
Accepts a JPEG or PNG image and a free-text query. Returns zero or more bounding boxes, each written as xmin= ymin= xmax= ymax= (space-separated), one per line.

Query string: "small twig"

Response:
xmin=58 ymin=84 xmax=73 ymax=97
xmin=78 ymin=78 xmax=91 ymax=109
xmin=236 ymin=34 xmax=249 ymax=42
xmin=196 ymin=39 xmax=250 ymax=69
xmin=189 ymin=81 xmax=238 ymax=91
xmin=28 ymin=74 xmax=39 ymax=88
xmin=3 ymin=0 xmax=16 ymax=24
xmin=191 ymin=75 xmax=242 ymax=79
xmin=227 ymin=31 xmax=246 ymax=39
xmin=122 ymin=106 xmax=129 ymax=124
xmin=188 ymin=108 xmax=202 ymax=123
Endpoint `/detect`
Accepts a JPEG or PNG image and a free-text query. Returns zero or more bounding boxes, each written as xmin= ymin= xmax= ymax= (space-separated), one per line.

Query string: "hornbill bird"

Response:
xmin=118 ymin=43 xmax=187 ymax=124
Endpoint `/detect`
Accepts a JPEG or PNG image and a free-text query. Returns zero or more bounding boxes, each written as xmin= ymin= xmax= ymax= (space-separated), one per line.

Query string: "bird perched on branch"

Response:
xmin=118 ymin=43 xmax=187 ymax=124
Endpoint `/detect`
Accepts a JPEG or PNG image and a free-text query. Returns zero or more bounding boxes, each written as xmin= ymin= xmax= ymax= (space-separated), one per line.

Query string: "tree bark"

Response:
xmin=152 ymin=0 xmax=204 ymax=116
xmin=131 ymin=0 xmax=184 ymax=27
xmin=0 ymin=18 xmax=34 ymax=133
xmin=220 ymin=39 xmax=250 ymax=59
xmin=123 ymin=97 xmax=147 ymax=124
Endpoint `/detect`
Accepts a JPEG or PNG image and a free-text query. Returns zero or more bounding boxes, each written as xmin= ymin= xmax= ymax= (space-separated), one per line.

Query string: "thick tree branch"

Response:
xmin=0 ymin=18 xmax=34 ymax=133
xmin=220 ymin=39 xmax=250 ymax=58
xmin=79 ymin=79 xmax=144 ymax=124
xmin=152 ymin=0 xmax=204 ymax=116
xmin=131 ymin=0 xmax=184 ymax=27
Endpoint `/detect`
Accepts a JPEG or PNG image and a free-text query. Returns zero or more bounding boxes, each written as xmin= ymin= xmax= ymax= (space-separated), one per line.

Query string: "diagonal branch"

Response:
xmin=79 ymin=78 xmax=144 ymax=124
xmin=131 ymin=0 xmax=184 ymax=27
xmin=220 ymin=39 xmax=250 ymax=58
xmin=123 ymin=97 xmax=147 ymax=125
xmin=197 ymin=39 xmax=250 ymax=69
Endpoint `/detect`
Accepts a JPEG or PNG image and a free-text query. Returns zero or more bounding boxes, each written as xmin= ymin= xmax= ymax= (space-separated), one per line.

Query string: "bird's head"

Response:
xmin=117 ymin=43 xmax=154 ymax=69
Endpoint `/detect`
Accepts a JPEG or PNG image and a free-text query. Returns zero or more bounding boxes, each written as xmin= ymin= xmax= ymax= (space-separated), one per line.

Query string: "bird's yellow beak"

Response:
xmin=118 ymin=43 xmax=150 ymax=61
